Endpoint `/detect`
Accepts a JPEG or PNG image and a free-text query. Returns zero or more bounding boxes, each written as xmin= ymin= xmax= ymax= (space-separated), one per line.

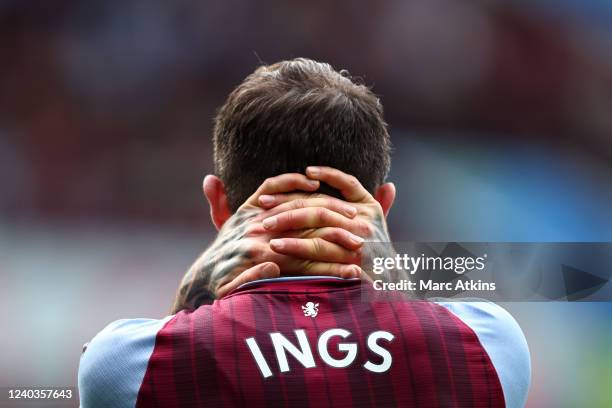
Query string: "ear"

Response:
xmin=374 ymin=182 xmax=396 ymax=217
xmin=203 ymin=175 xmax=232 ymax=230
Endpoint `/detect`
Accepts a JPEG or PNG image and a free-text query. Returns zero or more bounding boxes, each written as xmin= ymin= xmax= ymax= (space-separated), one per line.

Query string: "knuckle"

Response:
xmin=293 ymin=198 xmax=306 ymax=209
xmin=285 ymin=210 xmax=296 ymax=225
xmin=358 ymin=221 xmax=374 ymax=237
xmin=302 ymin=260 xmax=314 ymax=272
xmin=365 ymin=223 xmax=375 ymax=237
xmin=245 ymin=241 xmax=267 ymax=260
xmin=329 ymin=228 xmax=343 ymax=242
xmin=315 ymin=207 xmax=327 ymax=222
xmin=243 ymin=224 xmax=259 ymax=237
xmin=371 ymin=201 xmax=384 ymax=214
xmin=311 ymin=237 xmax=324 ymax=254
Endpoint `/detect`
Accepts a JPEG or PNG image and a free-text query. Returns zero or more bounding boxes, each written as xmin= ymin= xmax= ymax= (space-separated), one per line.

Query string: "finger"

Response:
xmin=216 ymin=262 xmax=280 ymax=298
xmin=305 ymin=166 xmax=373 ymax=202
xmin=303 ymin=227 xmax=364 ymax=250
xmin=257 ymin=192 xmax=305 ymax=208
xmin=270 ymin=238 xmax=362 ymax=264
xmin=229 ymin=241 xmax=361 ymax=278
xmin=258 ymin=196 xmax=358 ymax=219
xmin=295 ymin=261 xmax=362 ymax=279
xmin=245 ymin=174 xmax=319 ymax=206
xmin=262 ymin=207 xmax=371 ymax=236
xmin=258 ymin=192 xmax=325 ymax=209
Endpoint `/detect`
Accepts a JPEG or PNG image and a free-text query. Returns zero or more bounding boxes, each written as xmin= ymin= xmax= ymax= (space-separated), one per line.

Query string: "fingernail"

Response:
xmin=259 ymin=195 xmax=275 ymax=206
xmin=307 ymin=180 xmax=319 ymax=188
xmin=270 ymin=239 xmax=284 ymax=250
xmin=351 ymin=265 xmax=361 ymax=278
xmin=349 ymin=233 xmax=364 ymax=244
xmin=263 ymin=217 xmax=277 ymax=229
xmin=344 ymin=205 xmax=357 ymax=217
xmin=307 ymin=166 xmax=321 ymax=176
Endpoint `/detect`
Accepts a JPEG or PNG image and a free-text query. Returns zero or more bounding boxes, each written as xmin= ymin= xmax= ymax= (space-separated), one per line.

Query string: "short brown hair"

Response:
xmin=213 ymin=58 xmax=391 ymax=211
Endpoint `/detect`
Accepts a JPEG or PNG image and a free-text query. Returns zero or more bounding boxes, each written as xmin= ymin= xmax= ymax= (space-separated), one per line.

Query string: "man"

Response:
xmin=79 ymin=59 xmax=531 ymax=407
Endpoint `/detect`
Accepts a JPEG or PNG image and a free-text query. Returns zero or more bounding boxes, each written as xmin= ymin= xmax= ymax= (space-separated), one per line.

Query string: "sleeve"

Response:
xmin=78 ymin=316 xmax=174 ymax=408
xmin=435 ymin=301 xmax=531 ymax=408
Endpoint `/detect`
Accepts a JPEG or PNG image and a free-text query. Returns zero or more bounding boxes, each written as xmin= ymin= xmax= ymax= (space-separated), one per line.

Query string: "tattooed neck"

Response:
xmin=170 ymin=209 xmax=257 ymax=313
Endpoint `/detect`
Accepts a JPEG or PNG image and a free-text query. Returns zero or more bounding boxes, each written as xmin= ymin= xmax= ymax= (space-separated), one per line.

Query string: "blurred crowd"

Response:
xmin=1 ymin=0 xmax=611 ymax=225
xmin=2 ymin=3 xmax=612 ymax=406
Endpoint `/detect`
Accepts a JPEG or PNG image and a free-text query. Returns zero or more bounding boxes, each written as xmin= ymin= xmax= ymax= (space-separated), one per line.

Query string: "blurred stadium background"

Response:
xmin=1 ymin=1 xmax=612 ymax=406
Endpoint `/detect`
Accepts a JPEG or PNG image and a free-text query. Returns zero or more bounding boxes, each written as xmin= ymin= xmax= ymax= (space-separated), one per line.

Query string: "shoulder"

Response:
xmin=78 ymin=316 xmax=174 ymax=408
xmin=434 ymin=300 xmax=531 ymax=408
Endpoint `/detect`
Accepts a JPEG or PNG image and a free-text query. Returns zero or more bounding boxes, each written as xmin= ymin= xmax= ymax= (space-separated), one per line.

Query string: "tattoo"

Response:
xmin=170 ymin=205 xmax=404 ymax=313
xmin=170 ymin=209 xmax=257 ymax=313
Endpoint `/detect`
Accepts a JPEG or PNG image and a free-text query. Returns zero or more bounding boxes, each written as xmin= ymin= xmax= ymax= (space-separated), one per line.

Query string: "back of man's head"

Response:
xmin=214 ymin=58 xmax=391 ymax=212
